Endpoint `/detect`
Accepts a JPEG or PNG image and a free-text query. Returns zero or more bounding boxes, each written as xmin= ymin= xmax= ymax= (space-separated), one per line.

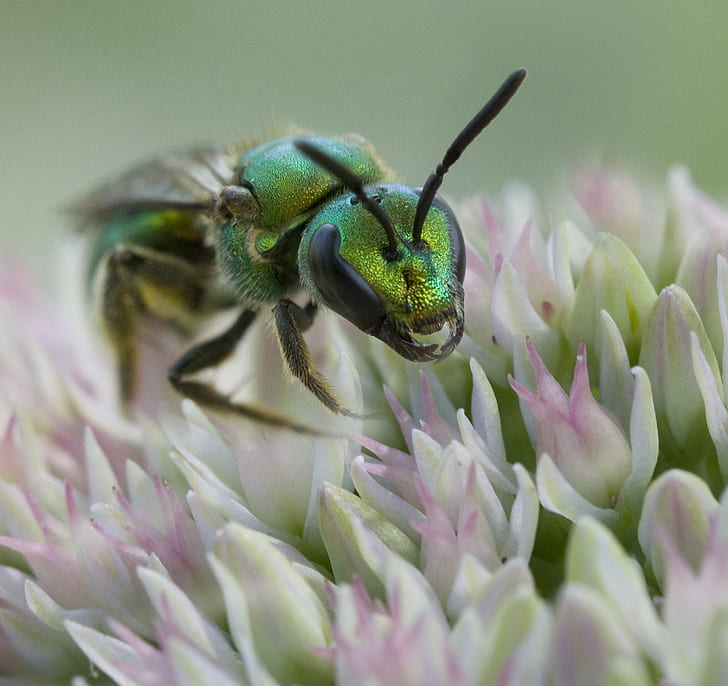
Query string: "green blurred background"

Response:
xmin=2 ymin=1 xmax=728 ymax=269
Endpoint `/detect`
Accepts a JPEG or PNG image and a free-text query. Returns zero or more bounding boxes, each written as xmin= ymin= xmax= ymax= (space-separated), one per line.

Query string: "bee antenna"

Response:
xmin=294 ymin=139 xmax=400 ymax=256
xmin=412 ymin=68 xmax=527 ymax=243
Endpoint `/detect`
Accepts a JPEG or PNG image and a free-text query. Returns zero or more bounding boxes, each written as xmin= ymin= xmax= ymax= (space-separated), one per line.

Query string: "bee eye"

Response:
xmin=432 ymin=198 xmax=466 ymax=284
xmin=308 ymin=223 xmax=384 ymax=331
xmin=450 ymin=216 xmax=466 ymax=283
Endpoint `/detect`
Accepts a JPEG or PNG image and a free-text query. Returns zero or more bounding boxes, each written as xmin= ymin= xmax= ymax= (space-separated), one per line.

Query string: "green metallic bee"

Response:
xmin=73 ymin=69 xmax=526 ymax=425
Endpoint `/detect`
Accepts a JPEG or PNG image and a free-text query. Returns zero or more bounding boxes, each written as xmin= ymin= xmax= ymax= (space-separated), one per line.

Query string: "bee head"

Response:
xmin=294 ymin=68 xmax=525 ymax=361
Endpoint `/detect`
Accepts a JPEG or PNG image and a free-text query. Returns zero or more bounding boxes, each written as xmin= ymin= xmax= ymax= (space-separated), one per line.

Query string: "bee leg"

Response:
xmin=99 ymin=245 xmax=208 ymax=404
xmin=290 ymin=301 xmax=318 ymax=332
xmin=168 ymin=309 xmax=329 ymax=432
xmin=273 ymin=299 xmax=350 ymax=415
xmin=101 ymin=252 xmax=141 ymax=404
xmin=167 ymin=308 xmax=255 ymax=400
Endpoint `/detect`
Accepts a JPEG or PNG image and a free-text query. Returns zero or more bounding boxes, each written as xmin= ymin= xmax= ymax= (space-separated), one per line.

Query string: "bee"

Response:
xmin=73 ymin=70 xmax=526 ymax=426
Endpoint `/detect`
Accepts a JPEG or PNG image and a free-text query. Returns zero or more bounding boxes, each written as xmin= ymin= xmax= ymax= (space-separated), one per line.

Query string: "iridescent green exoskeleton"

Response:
xmin=73 ymin=70 xmax=526 ymax=426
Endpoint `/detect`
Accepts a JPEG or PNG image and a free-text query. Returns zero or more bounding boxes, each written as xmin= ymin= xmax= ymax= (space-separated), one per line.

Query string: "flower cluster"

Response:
xmin=2 ymin=164 xmax=728 ymax=684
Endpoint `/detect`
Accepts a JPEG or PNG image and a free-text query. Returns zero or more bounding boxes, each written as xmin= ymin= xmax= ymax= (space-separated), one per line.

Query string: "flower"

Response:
xmin=2 ymin=163 xmax=728 ymax=683
xmin=509 ymin=340 xmax=633 ymax=509
xmin=659 ymin=491 xmax=728 ymax=684
xmin=638 ymin=470 xmax=718 ymax=587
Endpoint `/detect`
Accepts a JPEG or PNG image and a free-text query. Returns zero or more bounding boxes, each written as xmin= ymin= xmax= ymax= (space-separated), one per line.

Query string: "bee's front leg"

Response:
xmin=272 ymin=299 xmax=354 ymax=416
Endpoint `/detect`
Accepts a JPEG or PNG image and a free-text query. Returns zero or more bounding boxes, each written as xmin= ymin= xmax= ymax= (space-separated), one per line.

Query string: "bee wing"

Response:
xmin=69 ymin=146 xmax=234 ymax=227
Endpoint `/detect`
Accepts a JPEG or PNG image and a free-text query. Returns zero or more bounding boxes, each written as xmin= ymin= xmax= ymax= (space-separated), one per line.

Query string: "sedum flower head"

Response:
xmin=2 ymin=164 xmax=728 ymax=683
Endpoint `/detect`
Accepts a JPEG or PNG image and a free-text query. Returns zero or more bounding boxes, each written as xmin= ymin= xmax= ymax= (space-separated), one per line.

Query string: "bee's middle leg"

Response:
xmin=168 ymin=307 xmax=330 ymax=432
